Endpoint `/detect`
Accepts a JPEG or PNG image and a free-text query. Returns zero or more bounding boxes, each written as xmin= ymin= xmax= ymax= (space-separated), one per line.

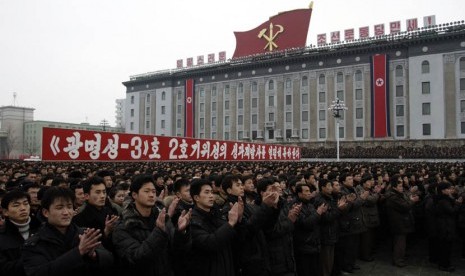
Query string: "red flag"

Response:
xmin=185 ymin=79 xmax=195 ymax=137
xmin=233 ymin=8 xmax=312 ymax=58
xmin=371 ymin=54 xmax=391 ymax=138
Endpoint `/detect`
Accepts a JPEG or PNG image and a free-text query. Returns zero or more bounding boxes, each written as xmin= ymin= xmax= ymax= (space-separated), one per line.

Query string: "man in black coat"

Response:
xmin=22 ymin=187 xmax=114 ymax=276
xmin=112 ymin=174 xmax=191 ymax=276
xmin=189 ymin=178 xmax=243 ymax=276
xmin=0 ymin=189 xmax=41 ymax=276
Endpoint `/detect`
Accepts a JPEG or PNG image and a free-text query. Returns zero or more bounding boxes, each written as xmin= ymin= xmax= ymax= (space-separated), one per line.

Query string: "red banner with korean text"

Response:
xmin=370 ymin=54 xmax=391 ymax=138
xmin=42 ymin=128 xmax=301 ymax=162
xmin=233 ymin=7 xmax=312 ymax=58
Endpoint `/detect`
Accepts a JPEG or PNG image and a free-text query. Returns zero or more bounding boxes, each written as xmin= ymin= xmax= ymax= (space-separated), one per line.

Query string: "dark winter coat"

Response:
xmin=385 ymin=189 xmax=415 ymax=235
xmin=22 ymin=223 xmax=113 ymax=276
xmin=313 ymin=193 xmax=342 ymax=245
xmin=112 ymin=202 xmax=189 ymax=276
xmin=356 ymin=185 xmax=380 ymax=228
xmin=338 ymin=186 xmax=366 ymax=236
xmin=433 ymin=194 xmax=457 ymax=241
xmin=189 ymin=206 xmax=236 ymax=276
xmin=293 ymin=198 xmax=321 ymax=254
xmin=0 ymin=217 xmax=41 ymax=276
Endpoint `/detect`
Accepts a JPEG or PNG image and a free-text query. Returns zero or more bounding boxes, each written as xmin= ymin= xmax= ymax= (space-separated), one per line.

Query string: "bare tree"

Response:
xmin=25 ymin=139 xmax=39 ymax=156
xmin=4 ymin=124 xmax=19 ymax=159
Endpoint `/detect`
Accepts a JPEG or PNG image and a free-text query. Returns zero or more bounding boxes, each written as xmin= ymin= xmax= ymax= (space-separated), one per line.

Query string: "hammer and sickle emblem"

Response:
xmin=258 ymin=23 xmax=284 ymax=51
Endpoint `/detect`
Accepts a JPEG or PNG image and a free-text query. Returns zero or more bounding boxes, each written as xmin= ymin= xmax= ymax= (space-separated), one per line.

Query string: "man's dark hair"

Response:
xmin=51 ymin=176 xmax=67 ymax=187
xmin=221 ymin=175 xmax=241 ymax=194
xmin=1 ymin=189 xmax=31 ymax=209
xmin=318 ymin=178 xmax=331 ymax=191
xmin=339 ymin=173 xmax=352 ymax=183
xmin=21 ymin=182 xmax=40 ymax=192
xmin=256 ymin=178 xmax=274 ymax=194
xmin=130 ymin=174 xmax=154 ymax=194
xmin=295 ymin=183 xmax=310 ymax=194
xmin=82 ymin=176 xmax=105 ymax=194
xmin=173 ymin=178 xmax=190 ymax=193
xmin=41 ymin=187 xmax=75 ymax=210
xmin=189 ymin=179 xmax=212 ymax=199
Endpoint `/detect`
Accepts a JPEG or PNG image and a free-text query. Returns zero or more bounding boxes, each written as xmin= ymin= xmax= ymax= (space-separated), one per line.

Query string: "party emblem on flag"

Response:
xmin=258 ymin=23 xmax=285 ymax=51
xmin=376 ymin=78 xmax=384 ymax=87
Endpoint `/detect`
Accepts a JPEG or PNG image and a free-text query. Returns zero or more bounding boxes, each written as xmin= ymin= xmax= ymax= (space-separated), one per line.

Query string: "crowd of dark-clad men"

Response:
xmin=0 ymin=161 xmax=464 ymax=276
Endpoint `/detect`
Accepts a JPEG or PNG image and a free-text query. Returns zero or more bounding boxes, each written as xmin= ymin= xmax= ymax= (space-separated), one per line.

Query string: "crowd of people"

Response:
xmin=300 ymin=145 xmax=465 ymax=159
xmin=0 ymin=160 xmax=464 ymax=276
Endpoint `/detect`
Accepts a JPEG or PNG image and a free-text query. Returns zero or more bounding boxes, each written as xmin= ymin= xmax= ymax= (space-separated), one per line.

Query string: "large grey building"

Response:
xmin=122 ymin=21 xmax=465 ymax=148
xmin=0 ymin=105 xmax=34 ymax=159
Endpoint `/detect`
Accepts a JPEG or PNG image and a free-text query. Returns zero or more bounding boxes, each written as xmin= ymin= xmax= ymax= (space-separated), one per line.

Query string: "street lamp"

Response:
xmin=328 ymin=98 xmax=347 ymax=161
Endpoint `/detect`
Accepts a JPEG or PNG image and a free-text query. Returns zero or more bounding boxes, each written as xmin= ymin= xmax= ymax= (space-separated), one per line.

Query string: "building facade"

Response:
xmin=0 ymin=105 xmax=35 ymax=158
xmin=123 ymin=23 xmax=465 ymax=146
xmin=115 ymin=99 xmax=126 ymax=130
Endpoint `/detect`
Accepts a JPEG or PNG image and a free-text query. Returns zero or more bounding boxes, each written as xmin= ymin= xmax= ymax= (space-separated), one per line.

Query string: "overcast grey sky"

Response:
xmin=1 ymin=0 xmax=463 ymax=126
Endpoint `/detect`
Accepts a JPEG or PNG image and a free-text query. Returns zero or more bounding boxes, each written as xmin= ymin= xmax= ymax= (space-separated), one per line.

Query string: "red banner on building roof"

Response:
xmin=42 ymin=128 xmax=301 ymax=162
xmin=232 ymin=7 xmax=312 ymax=58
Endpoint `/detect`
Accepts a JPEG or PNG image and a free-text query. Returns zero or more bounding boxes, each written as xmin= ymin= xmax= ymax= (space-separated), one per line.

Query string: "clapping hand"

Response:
xmin=104 ymin=215 xmax=119 ymax=237
xmin=156 ymin=208 xmax=167 ymax=232
xmin=78 ymin=228 xmax=102 ymax=259
xmin=177 ymin=209 xmax=192 ymax=232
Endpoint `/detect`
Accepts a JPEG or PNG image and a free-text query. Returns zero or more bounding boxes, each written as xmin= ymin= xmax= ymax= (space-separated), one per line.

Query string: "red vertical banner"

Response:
xmin=371 ymin=54 xmax=390 ymax=138
xmin=185 ymin=79 xmax=195 ymax=137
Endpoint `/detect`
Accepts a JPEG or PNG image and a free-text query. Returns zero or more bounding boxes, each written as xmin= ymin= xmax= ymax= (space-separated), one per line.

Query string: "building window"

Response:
xmin=422 ymin=103 xmax=431 ymax=115
xmin=268 ymin=113 xmax=275 ymax=121
xmin=286 ymin=112 xmax=292 ymax=122
xmin=460 ymin=78 xmax=465 ymax=91
xmin=395 ymin=65 xmax=403 ymax=77
xmin=200 ymin=103 xmax=204 ymax=112
xmin=224 ymin=100 xmax=230 ymax=110
xmin=397 ymin=125 xmax=404 ymax=136
xmin=319 ymin=92 xmax=326 ymax=103
xmin=161 ymin=106 xmax=166 ymax=115
xmin=146 ymin=94 xmax=150 ymax=102
xmin=146 ymin=107 xmax=150 ymax=116
xmin=161 ymin=91 xmax=166 ymax=101
xmin=319 ymin=128 xmax=326 ymax=139
xmin=252 ymin=114 xmax=258 ymax=124
xmin=319 ymin=74 xmax=325 ymax=84
xmin=355 ymin=70 xmax=362 ymax=82
xmin=130 ymin=122 xmax=134 ymax=130
xmin=302 ymin=111 xmax=308 ymax=122
xmin=211 ymin=86 xmax=217 ymax=96
xmin=224 ymin=132 xmax=230 ymax=140
xmin=285 ymin=78 xmax=292 ymax=88
xmin=460 ymin=57 xmax=465 ymax=71
xmin=267 ymin=130 xmax=274 ymax=139
xmin=302 ymin=93 xmax=308 ymax=104
xmin=238 ymin=131 xmax=243 ymax=140
xmin=177 ymin=91 xmax=182 ymax=100
xmin=200 ymin=133 xmax=205 ymax=139
xmin=252 ymin=98 xmax=258 ymax=108
xmin=355 ymin=89 xmax=363 ymax=100
xmin=268 ymin=80 xmax=274 ymax=90
xmin=238 ymin=115 xmax=243 ymax=125
xmin=211 ymin=132 xmax=216 ymax=139
xmin=212 ymin=117 xmax=217 ymax=127
xmin=461 ymin=122 xmax=465 ymax=134
xmin=356 ymin=108 xmax=363 ymax=119
xmin=252 ymin=131 xmax=257 ymax=139
xmin=319 ymin=110 xmax=326 ymax=121
xmin=268 ymin=96 xmax=274 ymax=106
xmin=396 ymin=105 xmax=404 ymax=117
xmin=130 ymin=109 xmax=134 ymax=117
xmin=336 ymin=90 xmax=344 ymax=101
xmin=422 ymin=82 xmax=430 ymax=94
xmin=224 ymin=85 xmax=230 ymax=95
xmin=238 ymin=99 xmax=244 ymax=109
xmin=301 ymin=129 xmax=309 ymax=139
xmin=200 ymin=118 xmax=204 ymax=129
xmin=224 ymin=116 xmax=230 ymax=126
xmin=460 ymin=100 xmax=465 ymax=112
xmin=396 ymin=85 xmax=404 ymax=97
xmin=177 ymin=105 xmax=182 ymax=114
xmin=176 ymin=119 xmax=181 ymax=128
xmin=161 ymin=120 xmax=165 ymax=129
xmin=302 ymin=76 xmax=308 ymax=87
xmin=339 ymin=127 xmax=344 ymax=138
xmin=146 ymin=121 xmax=150 ymax=129
xmin=286 ymin=129 xmax=292 ymax=139
xmin=421 ymin=60 xmax=430 ymax=74
xmin=286 ymin=95 xmax=292 ymax=105
xmin=131 ymin=95 xmax=134 ymax=104
xmin=238 ymin=83 xmax=243 ymax=93
xmin=422 ymin=123 xmax=431 ymax=135
xmin=356 ymin=127 xmax=363 ymax=137
xmin=200 ymin=88 xmax=205 ymax=98
xmin=212 ymin=102 xmax=216 ymax=112
xmin=252 ymin=82 xmax=257 ymax=92
xmin=336 ymin=72 xmax=343 ymax=83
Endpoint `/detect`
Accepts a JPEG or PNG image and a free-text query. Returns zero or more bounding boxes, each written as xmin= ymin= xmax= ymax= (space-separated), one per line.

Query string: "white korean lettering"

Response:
xmin=201 ymin=141 xmax=211 ymax=158
xmin=179 ymin=139 xmax=188 ymax=159
xmin=148 ymin=137 xmax=161 ymax=159
xmin=219 ymin=143 xmax=227 ymax=159
xmin=190 ymin=140 xmax=201 ymax=158
xmin=102 ymin=134 xmax=119 ymax=160
xmin=169 ymin=138 xmax=179 ymax=160
xmin=130 ymin=136 xmax=142 ymax=159
xmin=63 ymin=132 xmax=84 ymax=159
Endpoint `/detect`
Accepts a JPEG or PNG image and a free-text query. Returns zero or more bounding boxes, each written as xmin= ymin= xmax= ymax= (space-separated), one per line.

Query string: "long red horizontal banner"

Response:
xmin=42 ymin=128 xmax=301 ymax=161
